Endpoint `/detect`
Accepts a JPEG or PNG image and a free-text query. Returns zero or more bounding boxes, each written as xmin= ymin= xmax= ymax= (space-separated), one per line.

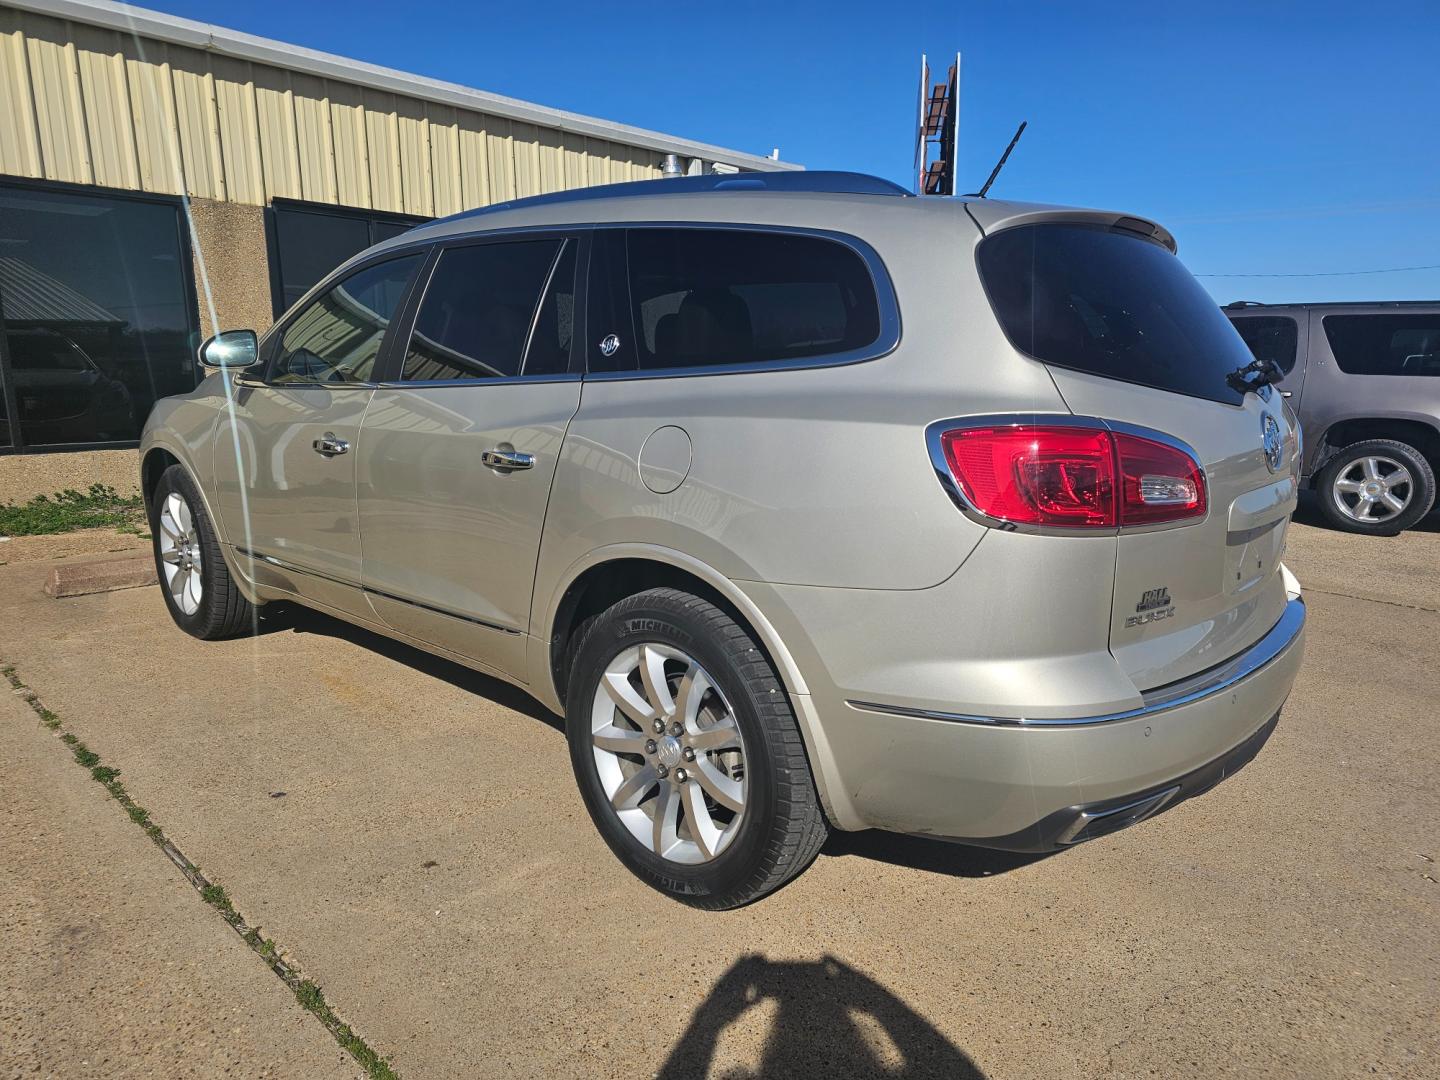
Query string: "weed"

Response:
xmin=0 ymin=484 xmax=145 ymax=536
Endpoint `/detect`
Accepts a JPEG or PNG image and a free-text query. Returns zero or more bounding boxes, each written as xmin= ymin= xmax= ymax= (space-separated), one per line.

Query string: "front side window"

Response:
xmin=979 ymin=223 xmax=1257 ymax=406
xmin=402 ymin=238 xmax=570 ymax=381
xmin=1323 ymin=314 xmax=1440 ymax=377
xmin=623 ymin=228 xmax=881 ymax=372
xmin=269 ymin=201 xmax=428 ymax=317
xmin=271 ymin=256 xmax=421 ymax=386
xmin=1229 ymin=315 xmax=1299 ymax=375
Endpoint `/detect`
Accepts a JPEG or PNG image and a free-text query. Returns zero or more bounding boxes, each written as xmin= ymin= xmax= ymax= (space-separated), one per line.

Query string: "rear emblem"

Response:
xmin=598 ymin=333 xmax=621 ymax=358
xmin=1262 ymin=414 xmax=1283 ymax=473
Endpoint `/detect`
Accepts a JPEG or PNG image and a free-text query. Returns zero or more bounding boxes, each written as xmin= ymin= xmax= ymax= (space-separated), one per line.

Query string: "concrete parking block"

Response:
xmin=43 ymin=554 xmax=157 ymax=599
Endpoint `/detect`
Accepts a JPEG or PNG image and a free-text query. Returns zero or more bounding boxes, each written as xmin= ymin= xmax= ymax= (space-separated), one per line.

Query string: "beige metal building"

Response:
xmin=0 ymin=0 xmax=796 ymax=498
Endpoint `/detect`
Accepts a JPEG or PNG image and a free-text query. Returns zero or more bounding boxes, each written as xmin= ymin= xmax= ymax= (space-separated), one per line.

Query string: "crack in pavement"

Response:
xmin=1300 ymin=586 xmax=1440 ymax=614
xmin=2 ymin=660 xmax=400 ymax=1080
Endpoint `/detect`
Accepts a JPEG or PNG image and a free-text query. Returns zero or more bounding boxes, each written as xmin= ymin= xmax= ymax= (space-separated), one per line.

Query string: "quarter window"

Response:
xmin=1229 ymin=315 xmax=1299 ymax=375
xmin=622 ymin=228 xmax=881 ymax=372
xmin=402 ymin=239 xmax=571 ymax=381
xmin=1323 ymin=314 xmax=1440 ymax=377
xmin=271 ymin=256 xmax=421 ymax=385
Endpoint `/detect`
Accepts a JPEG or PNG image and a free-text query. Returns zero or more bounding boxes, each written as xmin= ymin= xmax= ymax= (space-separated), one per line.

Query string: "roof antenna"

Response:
xmin=974 ymin=121 xmax=1027 ymax=198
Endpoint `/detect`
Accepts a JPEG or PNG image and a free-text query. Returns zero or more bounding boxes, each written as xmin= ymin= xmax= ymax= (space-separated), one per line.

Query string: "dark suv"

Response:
xmin=1227 ymin=301 xmax=1440 ymax=534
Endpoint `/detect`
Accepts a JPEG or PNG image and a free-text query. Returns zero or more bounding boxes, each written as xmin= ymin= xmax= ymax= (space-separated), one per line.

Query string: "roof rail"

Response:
xmin=1223 ymin=300 xmax=1266 ymax=309
xmin=441 ymin=170 xmax=911 ymax=224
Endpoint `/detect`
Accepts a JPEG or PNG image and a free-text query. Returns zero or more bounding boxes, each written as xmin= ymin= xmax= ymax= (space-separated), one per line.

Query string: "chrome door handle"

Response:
xmin=1280 ymin=390 xmax=1293 ymax=398
xmin=481 ymin=449 xmax=535 ymax=470
xmin=312 ymin=432 xmax=349 ymax=457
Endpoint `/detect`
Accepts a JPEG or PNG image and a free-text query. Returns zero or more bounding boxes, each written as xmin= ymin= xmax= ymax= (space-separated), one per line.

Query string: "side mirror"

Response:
xmin=198 ymin=329 xmax=259 ymax=370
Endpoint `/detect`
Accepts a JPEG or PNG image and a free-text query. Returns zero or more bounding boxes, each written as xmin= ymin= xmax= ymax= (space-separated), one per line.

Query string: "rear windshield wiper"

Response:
xmin=1226 ymin=357 xmax=1283 ymax=395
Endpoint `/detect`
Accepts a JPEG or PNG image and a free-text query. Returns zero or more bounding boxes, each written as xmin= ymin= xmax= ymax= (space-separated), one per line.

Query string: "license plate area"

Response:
xmin=1226 ymin=518 xmax=1286 ymax=596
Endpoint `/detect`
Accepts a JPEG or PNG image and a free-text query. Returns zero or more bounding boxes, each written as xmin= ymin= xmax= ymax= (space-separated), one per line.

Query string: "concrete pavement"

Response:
xmin=0 ymin=515 xmax=1436 ymax=1078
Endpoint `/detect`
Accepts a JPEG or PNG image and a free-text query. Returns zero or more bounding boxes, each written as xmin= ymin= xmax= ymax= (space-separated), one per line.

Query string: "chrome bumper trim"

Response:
xmin=847 ymin=596 xmax=1305 ymax=728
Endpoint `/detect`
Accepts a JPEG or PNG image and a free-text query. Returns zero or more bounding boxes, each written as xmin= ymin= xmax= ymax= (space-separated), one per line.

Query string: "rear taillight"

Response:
xmin=937 ymin=423 xmax=1206 ymax=530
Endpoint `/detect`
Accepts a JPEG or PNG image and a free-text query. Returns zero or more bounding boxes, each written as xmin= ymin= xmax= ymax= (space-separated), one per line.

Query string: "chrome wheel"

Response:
xmin=589 ymin=643 xmax=747 ymax=864
xmin=1332 ymin=455 xmax=1413 ymax=524
xmin=157 ymin=492 xmax=203 ymax=615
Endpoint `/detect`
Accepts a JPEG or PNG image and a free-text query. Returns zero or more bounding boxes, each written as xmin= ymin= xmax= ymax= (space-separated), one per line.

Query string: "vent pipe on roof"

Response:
xmin=661 ymin=153 xmax=684 ymax=179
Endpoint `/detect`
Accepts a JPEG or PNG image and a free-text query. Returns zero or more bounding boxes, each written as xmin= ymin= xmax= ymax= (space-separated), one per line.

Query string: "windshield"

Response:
xmin=977 ymin=222 xmax=1255 ymax=405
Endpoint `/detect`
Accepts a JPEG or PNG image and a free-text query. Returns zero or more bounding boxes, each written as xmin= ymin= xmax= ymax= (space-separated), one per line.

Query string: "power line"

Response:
xmin=1195 ymin=263 xmax=1440 ymax=278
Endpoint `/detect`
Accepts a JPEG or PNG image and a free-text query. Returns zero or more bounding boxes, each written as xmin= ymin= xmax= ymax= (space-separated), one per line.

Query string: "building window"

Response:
xmin=267 ymin=200 xmax=429 ymax=318
xmin=0 ymin=179 xmax=200 ymax=451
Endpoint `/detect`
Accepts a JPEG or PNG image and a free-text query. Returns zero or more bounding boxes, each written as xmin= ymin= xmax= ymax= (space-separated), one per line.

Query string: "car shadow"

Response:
xmin=658 ymin=954 xmax=987 ymax=1080
xmin=1292 ymin=489 xmax=1440 ymax=533
xmin=248 ymin=602 xmax=563 ymax=732
xmin=821 ymin=829 xmax=1052 ymax=879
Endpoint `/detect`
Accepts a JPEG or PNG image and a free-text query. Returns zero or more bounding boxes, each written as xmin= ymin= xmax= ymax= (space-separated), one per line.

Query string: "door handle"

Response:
xmin=1280 ymin=390 xmax=1293 ymax=398
xmin=312 ymin=432 xmax=349 ymax=457
xmin=481 ymin=449 xmax=535 ymax=471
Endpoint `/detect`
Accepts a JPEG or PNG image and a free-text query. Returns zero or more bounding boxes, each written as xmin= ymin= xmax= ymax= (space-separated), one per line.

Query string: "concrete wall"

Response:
xmin=187 ymin=198 xmax=274 ymax=338
xmin=0 ymin=448 xmax=140 ymax=504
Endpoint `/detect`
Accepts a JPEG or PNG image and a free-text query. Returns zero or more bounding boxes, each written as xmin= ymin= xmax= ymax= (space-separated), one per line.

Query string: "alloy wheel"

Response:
xmin=1332 ymin=455 xmax=1413 ymax=524
xmin=158 ymin=492 xmax=204 ymax=615
xmin=589 ymin=643 xmax=748 ymax=864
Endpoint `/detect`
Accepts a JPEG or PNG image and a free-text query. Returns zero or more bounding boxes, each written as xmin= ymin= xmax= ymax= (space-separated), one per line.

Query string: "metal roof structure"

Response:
xmin=0 ymin=257 xmax=122 ymax=324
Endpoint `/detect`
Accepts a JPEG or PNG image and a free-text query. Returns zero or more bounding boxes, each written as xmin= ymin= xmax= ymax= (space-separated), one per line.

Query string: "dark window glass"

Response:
xmin=403 ymin=240 xmax=563 ymax=381
xmin=272 ymin=256 xmax=421 ymax=385
xmin=270 ymin=202 xmax=427 ymax=316
xmin=978 ymin=223 xmax=1256 ymax=406
xmin=0 ymin=182 xmax=199 ymax=448
xmin=524 ymin=242 xmax=578 ymax=376
xmin=1323 ymin=314 xmax=1440 ymax=377
xmin=1229 ymin=315 xmax=1299 ymax=375
xmin=623 ymin=229 xmax=881 ymax=371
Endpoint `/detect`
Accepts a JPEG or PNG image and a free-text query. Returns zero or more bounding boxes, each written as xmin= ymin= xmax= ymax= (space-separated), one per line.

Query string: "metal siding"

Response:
xmin=254 ymin=65 xmax=301 ymax=201
xmin=0 ymin=6 xmax=764 ymax=217
xmin=0 ymin=17 xmax=43 ymax=177
xmin=290 ymin=73 xmax=335 ymax=204
xmin=363 ymin=88 xmax=402 ymax=213
xmin=25 ymin=25 xmax=91 ymax=183
xmin=71 ymin=22 xmax=139 ymax=189
xmin=328 ymin=79 xmax=370 ymax=209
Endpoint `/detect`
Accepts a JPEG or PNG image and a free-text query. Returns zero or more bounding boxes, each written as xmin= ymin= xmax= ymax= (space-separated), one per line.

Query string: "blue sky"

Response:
xmin=146 ymin=0 xmax=1439 ymax=304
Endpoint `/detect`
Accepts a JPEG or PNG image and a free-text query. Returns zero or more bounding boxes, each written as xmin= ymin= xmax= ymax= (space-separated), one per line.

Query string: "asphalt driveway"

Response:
xmin=2 ymin=508 xmax=1437 ymax=1079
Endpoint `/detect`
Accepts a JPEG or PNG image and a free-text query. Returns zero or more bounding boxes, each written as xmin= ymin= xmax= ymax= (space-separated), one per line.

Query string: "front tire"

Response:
xmin=565 ymin=588 xmax=828 ymax=909
xmin=1315 ymin=439 xmax=1435 ymax=535
xmin=150 ymin=464 xmax=256 ymax=639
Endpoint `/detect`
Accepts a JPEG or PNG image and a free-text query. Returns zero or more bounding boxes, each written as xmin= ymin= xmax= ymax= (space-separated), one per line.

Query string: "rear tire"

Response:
xmin=150 ymin=464 xmax=256 ymax=639
xmin=565 ymin=587 xmax=828 ymax=909
xmin=1315 ymin=439 xmax=1435 ymax=535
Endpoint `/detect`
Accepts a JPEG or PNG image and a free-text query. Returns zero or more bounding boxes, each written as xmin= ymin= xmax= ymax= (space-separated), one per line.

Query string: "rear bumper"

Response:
xmin=818 ymin=596 xmax=1305 ymax=842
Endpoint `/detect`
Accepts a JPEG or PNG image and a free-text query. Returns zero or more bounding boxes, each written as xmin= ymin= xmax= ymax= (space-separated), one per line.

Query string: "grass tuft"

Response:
xmin=0 ymin=484 xmax=146 ymax=537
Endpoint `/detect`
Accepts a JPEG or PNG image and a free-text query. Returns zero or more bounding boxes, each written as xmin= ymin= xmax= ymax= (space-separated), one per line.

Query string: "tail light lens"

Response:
xmin=938 ymin=423 xmax=1206 ymax=529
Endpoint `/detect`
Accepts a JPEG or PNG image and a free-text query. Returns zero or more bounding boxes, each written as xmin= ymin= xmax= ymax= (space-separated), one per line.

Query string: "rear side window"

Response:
xmin=1323 ymin=314 xmax=1440 ymax=377
xmin=1230 ymin=315 xmax=1299 ymax=375
xmin=402 ymin=239 xmax=568 ymax=381
xmin=978 ymin=223 xmax=1256 ymax=406
xmin=623 ymin=228 xmax=881 ymax=372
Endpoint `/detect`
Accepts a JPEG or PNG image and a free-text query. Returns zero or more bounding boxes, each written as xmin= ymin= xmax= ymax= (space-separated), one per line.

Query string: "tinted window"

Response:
xmin=272 ymin=256 xmax=421 ymax=385
xmin=623 ymin=229 xmax=880 ymax=371
xmin=978 ymin=224 xmax=1255 ymax=405
xmin=1230 ymin=315 xmax=1299 ymax=375
xmin=270 ymin=202 xmax=428 ymax=316
xmin=0 ymin=182 xmax=200 ymax=449
xmin=1323 ymin=314 xmax=1440 ymax=377
xmin=402 ymin=240 xmax=565 ymax=381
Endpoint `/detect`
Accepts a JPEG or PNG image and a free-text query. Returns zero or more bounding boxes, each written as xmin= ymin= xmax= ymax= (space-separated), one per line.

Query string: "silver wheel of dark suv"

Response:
xmin=1316 ymin=439 xmax=1436 ymax=536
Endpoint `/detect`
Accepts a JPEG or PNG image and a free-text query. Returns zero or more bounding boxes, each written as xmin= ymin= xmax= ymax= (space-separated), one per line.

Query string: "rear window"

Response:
xmin=624 ymin=228 xmax=881 ymax=372
xmin=978 ymin=223 xmax=1255 ymax=405
xmin=1229 ymin=315 xmax=1299 ymax=375
xmin=1323 ymin=314 xmax=1440 ymax=377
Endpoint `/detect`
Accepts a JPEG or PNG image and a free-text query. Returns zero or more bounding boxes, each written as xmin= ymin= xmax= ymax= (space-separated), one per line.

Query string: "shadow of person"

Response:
xmin=658 ymin=954 xmax=986 ymax=1080
xmin=244 ymin=601 xmax=561 ymax=730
